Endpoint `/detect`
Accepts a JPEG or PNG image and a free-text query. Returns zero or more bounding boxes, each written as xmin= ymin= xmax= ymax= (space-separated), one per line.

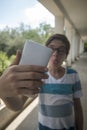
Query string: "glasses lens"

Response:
xmin=57 ymin=47 xmax=66 ymax=55
xmin=49 ymin=46 xmax=66 ymax=55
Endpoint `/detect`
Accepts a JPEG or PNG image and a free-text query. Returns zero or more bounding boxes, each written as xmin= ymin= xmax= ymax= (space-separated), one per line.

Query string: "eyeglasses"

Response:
xmin=49 ymin=46 xmax=66 ymax=55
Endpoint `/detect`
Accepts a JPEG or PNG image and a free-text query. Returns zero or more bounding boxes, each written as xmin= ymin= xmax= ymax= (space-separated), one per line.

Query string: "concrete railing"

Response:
xmin=0 ymin=96 xmax=37 ymax=130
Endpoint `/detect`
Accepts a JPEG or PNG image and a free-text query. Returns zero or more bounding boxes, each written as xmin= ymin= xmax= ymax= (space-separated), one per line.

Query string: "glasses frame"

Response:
xmin=49 ymin=46 xmax=67 ymax=55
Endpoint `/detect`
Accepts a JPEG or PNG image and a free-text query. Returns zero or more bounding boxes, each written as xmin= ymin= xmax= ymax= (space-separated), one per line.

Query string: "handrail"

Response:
xmin=0 ymin=96 xmax=37 ymax=130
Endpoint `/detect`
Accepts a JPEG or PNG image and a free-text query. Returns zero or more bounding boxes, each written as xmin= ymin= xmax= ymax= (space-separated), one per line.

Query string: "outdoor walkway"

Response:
xmin=72 ymin=52 xmax=87 ymax=130
xmin=5 ymin=52 xmax=87 ymax=130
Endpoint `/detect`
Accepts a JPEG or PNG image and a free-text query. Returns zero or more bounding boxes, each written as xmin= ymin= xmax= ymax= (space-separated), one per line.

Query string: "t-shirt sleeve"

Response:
xmin=72 ymin=72 xmax=83 ymax=98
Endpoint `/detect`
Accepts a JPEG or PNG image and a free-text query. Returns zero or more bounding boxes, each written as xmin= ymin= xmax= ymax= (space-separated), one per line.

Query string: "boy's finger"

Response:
xmin=11 ymin=50 xmax=21 ymax=65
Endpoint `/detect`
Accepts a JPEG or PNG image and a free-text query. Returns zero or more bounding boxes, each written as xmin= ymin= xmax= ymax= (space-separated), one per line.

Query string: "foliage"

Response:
xmin=0 ymin=43 xmax=9 ymax=52
xmin=0 ymin=51 xmax=16 ymax=75
xmin=0 ymin=22 xmax=53 ymax=56
xmin=37 ymin=23 xmax=54 ymax=44
xmin=84 ymin=43 xmax=87 ymax=52
xmin=0 ymin=22 xmax=54 ymax=74
xmin=0 ymin=51 xmax=10 ymax=75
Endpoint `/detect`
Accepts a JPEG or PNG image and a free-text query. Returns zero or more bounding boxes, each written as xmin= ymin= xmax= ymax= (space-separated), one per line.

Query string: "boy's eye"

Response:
xmin=49 ymin=46 xmax=66 ymax=55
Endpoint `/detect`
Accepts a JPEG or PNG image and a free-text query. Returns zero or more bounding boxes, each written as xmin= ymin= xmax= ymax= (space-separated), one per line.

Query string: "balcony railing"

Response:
xmin=0 ymin=96 xmax=37 ymax=130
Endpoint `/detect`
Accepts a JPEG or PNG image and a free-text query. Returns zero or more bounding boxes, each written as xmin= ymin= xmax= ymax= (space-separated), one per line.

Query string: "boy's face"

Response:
xmin=48 ymin=39 xmax=67 ymax=68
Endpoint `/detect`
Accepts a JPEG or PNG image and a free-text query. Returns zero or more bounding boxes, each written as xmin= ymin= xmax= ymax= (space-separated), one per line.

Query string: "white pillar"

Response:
xmin=81 ymin=40 xmax=84 ymax=53
xmin=71 ymin=29 xmax=76 ymax=62
xmin=75 ymin=34 xmax=80 ymax=59
xmin=79 ymin=39 xmax=84 ymax=54
xmin=73 ymin=32 xmax=78 ymax=59
xmin=65 ymin=20 xmax=72 ymax=66
xmin=54 ymin=15 xmax=64 ymax=34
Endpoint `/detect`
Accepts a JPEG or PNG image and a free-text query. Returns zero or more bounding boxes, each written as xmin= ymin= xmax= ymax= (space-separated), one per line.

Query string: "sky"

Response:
xmin=0 ymin=0 xmax=54 ymax=30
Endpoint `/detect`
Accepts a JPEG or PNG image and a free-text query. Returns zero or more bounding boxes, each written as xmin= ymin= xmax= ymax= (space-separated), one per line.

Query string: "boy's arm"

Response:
xmin=74 ymin=98 xmax=83 ymax=130
xmin=0 ymin=50 xmax=47 ymax=111
xmin=1 ymin=96 xmax=28 ymax=111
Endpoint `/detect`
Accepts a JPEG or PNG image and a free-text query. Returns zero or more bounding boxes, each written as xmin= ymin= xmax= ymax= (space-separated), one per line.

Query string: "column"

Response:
xmin=71 ymin=29 xmax=76 ymax=62
xmin=75 ymin=34 xmax=80 ymax=59
xmin=65 ymin=20 xmax=72 ymax=66
xmin=54 ymin=15 xmax=64 ymax=34
xmin=79 ymin=39 xmax=84 ymax=54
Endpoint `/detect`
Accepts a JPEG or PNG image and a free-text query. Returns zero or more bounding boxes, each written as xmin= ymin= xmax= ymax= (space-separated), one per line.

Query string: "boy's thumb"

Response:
xmin=11 ymin=50 xmax=21 ymax=65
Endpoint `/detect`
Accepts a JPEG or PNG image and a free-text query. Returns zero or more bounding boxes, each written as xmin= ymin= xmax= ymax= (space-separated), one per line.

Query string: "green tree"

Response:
xmin=0 ymin=43 xmax=9 ymax=52
xmin=84 ymin=43 xmax=87 ymax=52
xmin=0 ymin=51 xmax=10 ymax=75
xmin=0 ymin=29 xmax=10 ymax=52
xmin=0 ymin=22 xmax=54 ymax=57
xmin=37 ymin=23 xmax=54 ymax=44
xmin=22 ymin=29 xmax=42 ymax=43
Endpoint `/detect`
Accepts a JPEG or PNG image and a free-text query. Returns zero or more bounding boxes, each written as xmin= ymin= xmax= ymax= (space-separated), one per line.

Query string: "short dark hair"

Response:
xmin=45 ymin=34 xmax=70 ymax=56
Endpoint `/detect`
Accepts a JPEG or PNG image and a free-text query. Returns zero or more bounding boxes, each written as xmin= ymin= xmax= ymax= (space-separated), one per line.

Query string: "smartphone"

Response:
xmin=19 ymin=40 xmax=53 ymax=66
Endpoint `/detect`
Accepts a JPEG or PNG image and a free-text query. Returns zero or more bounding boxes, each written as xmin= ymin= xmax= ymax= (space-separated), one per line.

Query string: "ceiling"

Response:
xmin=38 ymin=0 xmax=87 ymax=42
